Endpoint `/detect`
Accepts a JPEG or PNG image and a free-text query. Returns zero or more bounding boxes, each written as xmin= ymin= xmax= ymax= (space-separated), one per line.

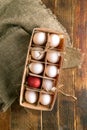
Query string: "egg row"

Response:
xmin=29 ymin=62 xmax=59 ymax=78
xmin=27 ymin=75 xmax=55 ymax=91
xmin=31 ymin=47 xmax=61 ymax=63
xmin=25 ymin=90 xmax=52 ymax=106
xmin=33 ymin=31 xmax=61 ymax=47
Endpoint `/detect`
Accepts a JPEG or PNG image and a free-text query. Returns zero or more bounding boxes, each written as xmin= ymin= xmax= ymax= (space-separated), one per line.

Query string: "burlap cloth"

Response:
xmin=0 ymin=0 xmax=81 ymax=112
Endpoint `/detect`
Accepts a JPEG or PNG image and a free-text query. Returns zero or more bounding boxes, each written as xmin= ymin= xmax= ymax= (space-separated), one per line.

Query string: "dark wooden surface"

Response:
xmin=0 ymin=0 xmax=87 ymax=130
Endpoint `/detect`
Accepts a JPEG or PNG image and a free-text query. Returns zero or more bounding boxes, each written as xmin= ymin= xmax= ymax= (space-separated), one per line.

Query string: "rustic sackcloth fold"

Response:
xmin=0 ymin=0 xmax=81 ymax=112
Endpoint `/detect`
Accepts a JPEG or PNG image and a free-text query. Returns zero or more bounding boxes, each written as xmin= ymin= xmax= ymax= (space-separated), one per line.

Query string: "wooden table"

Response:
xmin=0 ymin=0 xmax=87 ymax=130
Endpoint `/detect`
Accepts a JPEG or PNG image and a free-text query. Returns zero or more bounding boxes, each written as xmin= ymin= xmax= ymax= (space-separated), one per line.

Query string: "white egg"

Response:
xmin=40 ymin=93 xmax=52 ymax=105
xmin=42 ymin=79 xmax=53 ymax=91
xmin=31 ymin=47 xmax=45 ymax=60
xmin=29 ymin=62 xmax=44 ymax=74
xmin=49 ymin=34 xmax=60 ymax=47
xmin=33 ymin=32 xmax=46 ymax=45
xmin=25 ymin=90 xmax=38 ymax=104
xmin=47 ymin=51 xmax=60 ymax=63
xmin=45 ymin=65 xmax=59 ymax=77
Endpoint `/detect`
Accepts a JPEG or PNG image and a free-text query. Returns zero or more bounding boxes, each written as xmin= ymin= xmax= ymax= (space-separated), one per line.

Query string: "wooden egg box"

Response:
xmin=20 ymin=28 xmax=65 ymax=111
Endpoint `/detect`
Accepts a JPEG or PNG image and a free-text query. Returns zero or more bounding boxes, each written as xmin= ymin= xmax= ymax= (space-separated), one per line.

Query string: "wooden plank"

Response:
xmin=55 ymin=0 xmax=76 ymax=43
xmin=58 ymin=94 xmax=75 ymax=130
xmin=11 ymin=100 xmax=41 ymax=130
xmin=0 ymin=108 xmax=11 ymax=130
xmin=58 ymin=68 xmax=77 ymax=130
xmin=74 ymin=0 xmax=87 ymax=130
xmin=42 ymin=98 xmax=59 ymax=130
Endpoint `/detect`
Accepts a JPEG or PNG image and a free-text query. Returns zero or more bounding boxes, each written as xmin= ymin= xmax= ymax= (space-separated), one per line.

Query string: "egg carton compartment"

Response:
xmin=31 ymin=30 xmax=48 ymax=47
xmin=25 ymin=74 xmax=43 ymax=90
xmin=30 ymin=47 xmax=46 ymax=61
xmin=22 ymin=89 xmax=39 ymax=106
xmin=41 ymin=77 xmax=57 ymax=92
xmin=47 ymin=32 xmax=65 ymax=51
xmin=45 ymin=50 xmax=63 ymax=66
xmin=28 ymin=61 xmax=45 ymax=76
xmin=44 ymin=64 xmax=60 ymax=79
xmin=20 ymin=27 xmax=65 ymax=111
xmin=37 ymin=91 xmax=57 ymax=110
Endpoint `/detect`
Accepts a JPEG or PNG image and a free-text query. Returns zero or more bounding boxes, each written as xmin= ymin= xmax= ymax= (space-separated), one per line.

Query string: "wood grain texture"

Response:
xmin=58 ymin=68 xmax=76 ymax=130
xmin=11 ymin=100 xmax=41 ymax=130
xmin=42 ymin=98 xmax=59 ymax=130
xmin=59 ymin=94 xmax=75 ymax=130
xmin=74 ymin=0 xmax=87 ymax=130
xmin=55 ymin=0 xmax=76 ymax=43
xmin=0 ymin=108 xmax=11 ymax=130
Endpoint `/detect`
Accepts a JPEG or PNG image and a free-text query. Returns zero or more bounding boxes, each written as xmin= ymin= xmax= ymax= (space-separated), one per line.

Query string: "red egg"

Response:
xmin=27 ymin=76 xmax=41 ymax=88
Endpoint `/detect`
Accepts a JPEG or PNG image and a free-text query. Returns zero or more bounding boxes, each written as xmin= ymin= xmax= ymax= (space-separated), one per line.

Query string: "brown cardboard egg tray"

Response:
xmin=20 ymin=28 xmax=65 ymax=111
